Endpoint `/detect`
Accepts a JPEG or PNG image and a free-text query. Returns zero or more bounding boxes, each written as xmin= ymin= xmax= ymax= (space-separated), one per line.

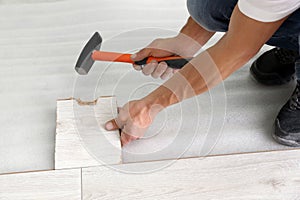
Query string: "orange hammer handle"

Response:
xmin=91 ymin=51 xmax=191 ymax=68
xmin=92 ymin=51 xmax=134 ymax=63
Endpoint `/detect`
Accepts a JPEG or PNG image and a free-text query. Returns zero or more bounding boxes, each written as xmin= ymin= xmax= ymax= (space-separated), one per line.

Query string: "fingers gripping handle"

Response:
xmin=134 ymin=57 xmax=192 ymax=69
xmin=92 ymin=51 xmax=192 ymax=69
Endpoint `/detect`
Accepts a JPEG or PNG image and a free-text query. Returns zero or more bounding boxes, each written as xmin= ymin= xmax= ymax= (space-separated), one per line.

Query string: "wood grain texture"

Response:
xmin=55 ymin=96 xmax=121 ymax=169
xmin=82 ymin=150 xmax=300 ymax=200
xmin=0 ymin=169 xmax=81 ymax=200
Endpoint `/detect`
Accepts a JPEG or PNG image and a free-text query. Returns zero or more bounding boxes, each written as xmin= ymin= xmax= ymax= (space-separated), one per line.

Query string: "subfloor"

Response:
xmin=0 ymin=0 xmax=297 ymax=175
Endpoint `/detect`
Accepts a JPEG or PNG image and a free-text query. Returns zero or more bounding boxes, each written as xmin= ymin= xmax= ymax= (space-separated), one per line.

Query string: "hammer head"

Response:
xmin=75 ymin=32 xmax=102 ymax=75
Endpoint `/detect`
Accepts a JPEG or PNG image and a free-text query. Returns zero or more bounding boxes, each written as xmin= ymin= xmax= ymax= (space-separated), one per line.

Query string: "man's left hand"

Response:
xmin=105 ymin=100 xmax=163 ymax=146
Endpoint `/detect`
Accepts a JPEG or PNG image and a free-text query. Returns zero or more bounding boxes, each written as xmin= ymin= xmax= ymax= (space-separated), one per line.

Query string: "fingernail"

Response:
xmin=105 ymin=122 xmax=113 ymax=130
xmin=131 ymin=54 xmax=137 ymax=59
xmin=133 ymin=64 xmax=141 ymax=71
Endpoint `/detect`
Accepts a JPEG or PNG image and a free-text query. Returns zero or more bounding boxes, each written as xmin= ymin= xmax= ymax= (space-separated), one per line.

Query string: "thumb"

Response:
xmin=105 ymin=119 xmax=120 ymax=131
xmin=131 ymin=48 xmax=151 ymax=62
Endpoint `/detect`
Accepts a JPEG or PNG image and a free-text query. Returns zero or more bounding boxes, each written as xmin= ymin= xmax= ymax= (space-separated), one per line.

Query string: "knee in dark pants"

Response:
xmin=187 ymin=0 xmax=235 ymax=32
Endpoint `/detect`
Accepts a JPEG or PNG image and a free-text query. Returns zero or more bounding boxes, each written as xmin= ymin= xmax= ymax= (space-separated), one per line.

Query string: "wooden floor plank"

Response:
xmin=0 ymin=169 xmax=81 ymax=200
xmin=55 ymin=96 xmax=121 ymax=170
xmin=82 ymin=150 xmax=300 ymax=200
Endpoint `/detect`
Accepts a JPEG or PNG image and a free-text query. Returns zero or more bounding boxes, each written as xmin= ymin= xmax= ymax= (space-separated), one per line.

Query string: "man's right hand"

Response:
xmin=131 ymin=35 xmax=199 ymax=80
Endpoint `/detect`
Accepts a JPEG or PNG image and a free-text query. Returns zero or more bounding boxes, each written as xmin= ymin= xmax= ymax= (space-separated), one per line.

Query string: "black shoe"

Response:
xmin=250 ymin=48 xmax=299 ymax=85
xmin=273 ymin=81 xmax=300 ymax=147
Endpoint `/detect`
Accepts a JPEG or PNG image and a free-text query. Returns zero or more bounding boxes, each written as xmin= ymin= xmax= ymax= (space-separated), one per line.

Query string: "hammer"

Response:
xmin=75 ymin=32 xmax=192 ymax=75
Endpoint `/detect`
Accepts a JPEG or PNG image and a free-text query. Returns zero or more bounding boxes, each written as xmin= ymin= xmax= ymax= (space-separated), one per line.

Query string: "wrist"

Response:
xmin=142 ymin=85 xmax=179 ymax=111
xmin=171 ymin=34 xmax=201 ymax=57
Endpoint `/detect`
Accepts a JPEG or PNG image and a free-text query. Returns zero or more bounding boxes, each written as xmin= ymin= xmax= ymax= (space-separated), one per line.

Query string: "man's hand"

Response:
xmin=104 ymin=8 xmax=288 ymax=147
xmin=131 ymin=35 xmax=200 ymax=80
xmin=105 ymin=100 xmax=163 ymax=146
xmin=131 ymin=17 xmax=215 ymax=80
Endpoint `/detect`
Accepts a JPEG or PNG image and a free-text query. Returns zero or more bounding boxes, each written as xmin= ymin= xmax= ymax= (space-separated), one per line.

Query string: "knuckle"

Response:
xmin=157 ymin=63 xmax=168 ymax=72
xmin=143 ymin=64 xmax=156 ymax=75
xmin=153 ymin=70 xmax=163 ymax=77
xmin=117 ymin=111 xmax=127 ymax=122
xmin=142 ymin=69 xmax=151 ymax=76
xmin=152 ymin=70 xmax=164 ymax=78
xmin=151 ymin=74 xmax=159 ymax=79
xmin=138 ymin=48 xmax=150 ymax=58
xmin=161 ymin=74 xmax=168 ymax=80
xmin=161 ymin=68 xmax=173 ymax=79
xmin=166 ymin=67 xmax=174 ymax=74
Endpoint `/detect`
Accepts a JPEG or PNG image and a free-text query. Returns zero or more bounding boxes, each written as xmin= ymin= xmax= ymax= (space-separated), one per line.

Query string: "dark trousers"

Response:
xmin=186 ymin=0 xmax=300 ymax=80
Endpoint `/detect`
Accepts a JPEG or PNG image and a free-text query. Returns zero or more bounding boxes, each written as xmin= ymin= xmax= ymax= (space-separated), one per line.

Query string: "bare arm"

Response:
xmin=106 ymin=6 xmax=287 ymax=146
xmin=144 ymin=6 xmax=287 ymax=107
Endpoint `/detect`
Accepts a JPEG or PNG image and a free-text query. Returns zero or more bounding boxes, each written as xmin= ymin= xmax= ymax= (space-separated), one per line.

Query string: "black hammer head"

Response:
xmin=75 ymin=32 xmax=102 ymax=75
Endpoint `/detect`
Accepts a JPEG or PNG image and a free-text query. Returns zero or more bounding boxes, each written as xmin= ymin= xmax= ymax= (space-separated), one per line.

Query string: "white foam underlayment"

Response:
xmin=0 ymin=0 xmax=297 ymax=174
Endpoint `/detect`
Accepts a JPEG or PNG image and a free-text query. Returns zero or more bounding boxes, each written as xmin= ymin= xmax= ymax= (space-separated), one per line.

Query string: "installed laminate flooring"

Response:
xmin=82 ymin=150 xmax=300 ymax=200
xmin=1 ymin=149 xmax=299 ymax=199
xmin=0 ymin=168 xmax=81 ymax=200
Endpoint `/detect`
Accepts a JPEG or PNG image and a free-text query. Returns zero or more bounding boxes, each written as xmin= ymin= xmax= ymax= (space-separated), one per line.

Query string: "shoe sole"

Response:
xmin=272 ymin=132 xmax=300 ymax=147
xmin=272 ymin=119 xmax=300 ymax=147
xmin=250 ymin=61 xmax=294 ymax=86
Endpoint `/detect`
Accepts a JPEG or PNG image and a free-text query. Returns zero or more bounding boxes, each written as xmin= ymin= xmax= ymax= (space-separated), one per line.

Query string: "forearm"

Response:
xmin=143 ymin=43 xmax=245 ymax=108
xmin=143 ymin=6 xmax=287 ymax=109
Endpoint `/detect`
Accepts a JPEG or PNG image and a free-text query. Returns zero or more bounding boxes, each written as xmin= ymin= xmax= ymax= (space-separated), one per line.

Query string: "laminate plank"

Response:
xmin=82 ymin=150 xmax=300 ymax=200
xmin=55 ymin=96 xmax=121 ymax=169
xmin=0 ymin=169 xmax=81 ymax=200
